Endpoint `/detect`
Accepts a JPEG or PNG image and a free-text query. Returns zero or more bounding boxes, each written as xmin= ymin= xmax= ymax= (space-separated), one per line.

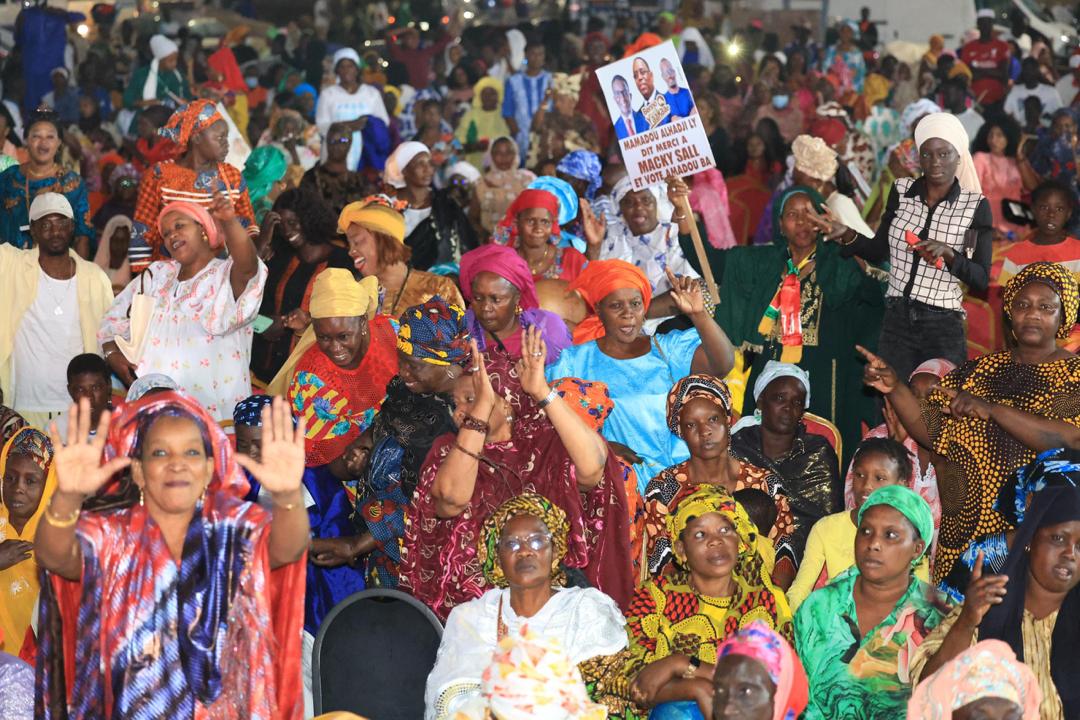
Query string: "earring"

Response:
xmin=201 ymin=484 xmax=208 ymax=503
xmin=202 ymin=233 xmax=209 ymax=243
xmin=514 ymin=305 xmax=523 ymax=317
xmin=138 ymin=486 xmax=144 ymax=507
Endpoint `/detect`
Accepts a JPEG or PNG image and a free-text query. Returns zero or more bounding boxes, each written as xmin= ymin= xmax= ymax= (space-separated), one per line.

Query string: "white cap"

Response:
xmin=149 ymin=34 xmax=179 ymax=61
xmin=976 ymin=8 xmax=995 ymax=19
xmin=29 ymin=192 xmax=74 ymax=222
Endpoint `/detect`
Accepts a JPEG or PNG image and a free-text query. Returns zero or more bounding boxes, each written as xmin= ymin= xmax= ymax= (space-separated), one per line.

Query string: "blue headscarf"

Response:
xmin=396 ymin=295 xmax=472 ymax=366
xmin=232 ymin=394 xmax=274 ymax=427
xmin=527 ymin=176 xmax=584 ymax=252
xmin=556 ymin=150 xmax=602 ymax=200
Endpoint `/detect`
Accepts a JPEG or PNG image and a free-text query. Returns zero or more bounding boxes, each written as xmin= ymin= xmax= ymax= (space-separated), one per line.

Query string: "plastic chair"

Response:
xmin=312 ymin=588 xmax=444 ymax=718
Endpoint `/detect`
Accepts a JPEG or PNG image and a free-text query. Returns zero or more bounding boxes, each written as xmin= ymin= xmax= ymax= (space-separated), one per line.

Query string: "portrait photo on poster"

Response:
xmin=595 ymin=40 xmax=716 ymax=190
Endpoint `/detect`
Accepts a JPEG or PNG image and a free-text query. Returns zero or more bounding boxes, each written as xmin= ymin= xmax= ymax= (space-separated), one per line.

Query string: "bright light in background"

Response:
xmin=387 ymin=15 xmax=396 ymax=24
xmin=463 ymin=10 xmax=474 ymax=19
xmin=726 ymin=41 xmax=740 ymax=59
xmin=419 ymin=21 xmax=430 ymax=31
xmin=363 ymin=40 xmax=371 ymax=47
xmin=441 ymin=15 xmax=449 ymax=24
xmin=76 ymin=23 xmax=89 ymax=37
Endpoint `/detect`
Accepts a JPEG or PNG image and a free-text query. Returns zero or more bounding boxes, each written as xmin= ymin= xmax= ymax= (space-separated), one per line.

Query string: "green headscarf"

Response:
xmin=242 ymin=145 xmax=287 ymax=206
xmin=858 ymin=485 xmax=934 ymax=558
xmin=771 ymin=184 xmax=826 ymax=246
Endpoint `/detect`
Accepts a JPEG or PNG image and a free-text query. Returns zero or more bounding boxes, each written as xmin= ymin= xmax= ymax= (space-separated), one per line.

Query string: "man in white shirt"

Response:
xmin=1056 ymin=54 xmax=1080 ymax=107
xmin=1004 ymin=57 xmax=1063 ymax=123
xmin=0 ymin=193 xmax=112 ymax=429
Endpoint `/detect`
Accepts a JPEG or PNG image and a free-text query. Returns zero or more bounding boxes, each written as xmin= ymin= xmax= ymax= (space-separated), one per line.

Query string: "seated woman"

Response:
xmin=547 ymin=259 xmax=735 ymax=491
xmin=400 ymin=330 xmax=633 ymax=620
xmin=249 ymin=187 xmax=354 ymax=384
xmin=623 ymin=485 xmax=793 ymax=715
xmin=730 ymin=361 xmax=840 ymax=567
xmin=490 ymin=188 xmax=596 ymax=284
xmin=458 ymin=243 xmax=571 ymax=373
xmin=911 ymin=484 xmax=1080 ymax=718
xmin=35 ymin=393 xmax=308 ymax=718
xmin=269 ymin=269 xmax=398 ymax=467
xmin=425 ymin=493 xmax=628 ymax=720
xmin=99 ymin=195 xmax=266 ymax=422
xmin=0 ymin=428 xmax=56 ymax=656
xmin=711 ymin=622 xmax=810 ymax=720
xmin=859 ymin=261 xmax=1080 ymax=580
xmin=788 ymin=437 xmax=930 ymax=610
xmin=643 ymin=374 xmax=796 ymax=583
xmin=341 ymin=195 xmax=463 ymax=318
xmin=908 ymin=640 xmax=1042 ymax=719
xmin=795 ymin=486 xmax=948 ymax=719
xmin=306 ymin=296 xmax=471 ymax=588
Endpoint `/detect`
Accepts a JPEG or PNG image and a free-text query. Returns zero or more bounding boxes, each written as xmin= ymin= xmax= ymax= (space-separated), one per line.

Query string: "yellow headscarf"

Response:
xmin=338 ymin=196 xmax=406 ymax=242
xmin=268 ymin=270 xmax=380 ymax=394
xmin=472 ymin=76 xmax=504 ymax=110
xmin=0 ymin=426 xmax=58 ymax=654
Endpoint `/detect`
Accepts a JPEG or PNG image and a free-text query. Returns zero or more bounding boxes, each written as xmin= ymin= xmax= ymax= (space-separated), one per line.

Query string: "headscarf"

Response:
xmin=809 ymin=117 xmax=847 ymax=147
xmin=913 ymin=112 xmax=981 ymax=193
xmin=900 ymin=99 xmax=942 ymax=136
xmin=125 ymin=373 xmax=180 ymax=402
xmin=863 ymin=73 xmax=892 ymax=108
xmin=760 ymin=186 xmax=826 ymax=363
xmin=858 ymin=485 xmax=934 ymax=559
xmin=717 ymin=622 xmax=810 ymax=720
xmin=241 ymin=146 xmax=287 ymax=206
xmin=478 ymin=493 xmax=570 ymax=587
xmin=484 ymin=135 xmax=523 ymax=172
xmin=144 ymin=34 xmax=179 ymax=101
xmin=791 ymin=135 xmax=839 ymax=182
xmin=1002 ymin=261 xmax=1080 ymax=339
xmin=459 ymin=244 xmax=540 ymax=309
xmin=268 ymin=270 xmax=380 ymax=395
xmin=613 ymin=175 xmax=663 ymax=208
xmin=666 ymin=374 xmax=733 ymax=436
xmin=495 ymin=189 xmax=561 ymax=247
xmin=623 ymin=33 xmax=662 ymax=58
xmin=158 ymin=100 xmax=225 ymax=152
xmin=979 ymin=485 xmax=1080 ymax=716
xmin=679 ymin=27 xmax=715 ymax=70
xmin=731 ymin=360 xmax=812 ymax=434
xmin=551 ymin=378 xmax=614 ymax=433
xmin=555 ymin=150 xmax=602 ymax=200
xmin=232 ymin=394 xmax=273 ymax=427
xmin=332 ymin=47 xmax=362 ymax=73
xmin=689 ymin=168 xmax=738 ymax=250
xmin=396 ymin=295 xmax=471 ymax=366
xmin=158 ymin=200 xmax=221 ymax=249
xmin=207 ymin=45 xmax=246 ymax=94
xmin=550 ymin=73 xmax=583 ymax=101
xmin=906 ymin=640 xmax=1042 ymax=719
xmin=109 ymin=163 xmax=140 ymax=191
xmin=384 ymin=141 xmax=430 ymax=189
xmin=910 ymin=358 xmax=957 ymax=382
xmin=667 ymin=484 xmax=759 ymax=564
xmin=92 ymin=214 xmax=133 ymax=283
xmin=447 ymin=161 xmax=481 ymax=184
xmin=528 ymin=176 xmax=579 ymax=227
xmin=478 ymin=627 xmax=607 ymax=720
xmin=996 ymin=448 xmax=1080 ymax=529
xmin=337 ymin=194 xmax=405 ymax=241
xmin=472 ymin=76 xmax=504 ymax=110
xmin=566 ymin=259 xmax=652 ymax=344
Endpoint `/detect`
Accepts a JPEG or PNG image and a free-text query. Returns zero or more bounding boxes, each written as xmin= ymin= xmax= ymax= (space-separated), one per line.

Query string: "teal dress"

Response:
xmin=0 ymin=166 xmax=94 ymax=249
xmin=794 ymin=567 xmax=950 ymax=719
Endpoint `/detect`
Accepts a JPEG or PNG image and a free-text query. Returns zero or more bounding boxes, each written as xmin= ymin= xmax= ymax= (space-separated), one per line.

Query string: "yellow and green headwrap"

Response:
xmin=478 ymin=493 xmax=570 ymax=588
xmin=1002 ymin=261 xmax=1080 ymax=339
xmin=858 ymin=485 xmax=934 ymax=559
xmin=666 ymin=484 xmax=757 ymax=565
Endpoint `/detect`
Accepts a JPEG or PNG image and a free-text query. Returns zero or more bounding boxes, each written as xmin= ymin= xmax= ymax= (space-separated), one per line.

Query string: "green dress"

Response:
xmin=123 ymin=65 xmax=191 ymax=110
xmin=794 ymin=567 xmax=950 ymax=719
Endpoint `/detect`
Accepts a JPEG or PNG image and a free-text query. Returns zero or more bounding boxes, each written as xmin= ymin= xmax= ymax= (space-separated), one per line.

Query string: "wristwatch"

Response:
xmin=682 ymin=655 xmax=701 ymax=679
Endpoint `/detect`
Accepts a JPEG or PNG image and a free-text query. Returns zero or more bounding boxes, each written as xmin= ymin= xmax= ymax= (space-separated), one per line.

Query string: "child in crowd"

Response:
xmin=734 ymin=486 xmax=779 ymax=574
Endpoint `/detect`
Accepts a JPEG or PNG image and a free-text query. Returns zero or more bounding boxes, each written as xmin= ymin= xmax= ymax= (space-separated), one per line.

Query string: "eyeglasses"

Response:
xmin=499 ymin=533 xmax=552 ymax=553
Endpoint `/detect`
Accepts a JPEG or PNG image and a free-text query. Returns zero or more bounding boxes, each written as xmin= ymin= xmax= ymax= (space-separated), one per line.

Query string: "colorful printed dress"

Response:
xmin=794 ymin=567 xmax=950 ymax=719
xmin=0 ymin=165 xmax=94 ymax=249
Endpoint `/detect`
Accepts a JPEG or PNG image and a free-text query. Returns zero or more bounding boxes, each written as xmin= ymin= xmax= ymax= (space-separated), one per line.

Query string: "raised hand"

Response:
xmin=856 ymin=345 xmax=899 ymax=395
xmin=666 ymin=175 xmax=690 ymax=207
xmin=517 ymin=325 xmax=550 ymax=402
xmin=958 ymin=551 xmax=1009 ymax=630
xmin=935 ymin=385 xmax=992 ymax=420
xmin=806 ymin=205 xmax=851 ymax=241
xmin=666 ymin=267 xmax=706 ymax=317
xmin=581 ymin=198 xmax=606 ymax=250
xmin=234 ymin=396 xmax=306 ymax=496
xmin=468 ymin=340 xmax=496 ymax=418
xmin=283 ymin=308 xmax=311 ymax=334
xmin=47 ymin=398 xmax=131 ymax=498
xmin=208 ymin=189 xmax=237 ymax=224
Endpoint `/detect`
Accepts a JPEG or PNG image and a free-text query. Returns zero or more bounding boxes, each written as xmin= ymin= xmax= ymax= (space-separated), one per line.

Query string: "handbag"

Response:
xmin=114 ymin=269 xmax=155 ymax=365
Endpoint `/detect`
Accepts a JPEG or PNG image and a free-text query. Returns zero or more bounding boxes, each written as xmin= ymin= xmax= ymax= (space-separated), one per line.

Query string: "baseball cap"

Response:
xmin=976 ymin=8 xmax=995 ymax=19
xmin=29 ymin=193 xmax=74 ymax=222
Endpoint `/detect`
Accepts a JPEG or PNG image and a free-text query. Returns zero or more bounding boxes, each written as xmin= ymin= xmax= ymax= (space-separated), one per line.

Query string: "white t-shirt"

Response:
xmin=11 ymin=270 xmax=82 ymax=413
xmin=1004 ymin=83 xmax=1064 ymax=122
xmin=1056 ymin=75 xmax=1079 ymax=107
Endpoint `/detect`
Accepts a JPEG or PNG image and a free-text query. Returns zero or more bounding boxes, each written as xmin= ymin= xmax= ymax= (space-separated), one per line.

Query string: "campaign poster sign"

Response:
xmin=595 ymin=40 xmax=716 ymax=190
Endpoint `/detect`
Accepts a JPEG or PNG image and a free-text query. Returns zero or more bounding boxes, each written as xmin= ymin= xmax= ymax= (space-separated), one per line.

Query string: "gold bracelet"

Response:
xmin=44 ymin=499 xmax=80 ymax=528
xmin=272 ymin=493 xmax=302 ymax=511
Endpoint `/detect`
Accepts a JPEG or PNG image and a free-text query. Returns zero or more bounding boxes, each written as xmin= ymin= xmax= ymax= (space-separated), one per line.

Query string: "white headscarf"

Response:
xmin=332 ymin=47 xmax=362 ymax=75
xmin=612 ymin=176 xmax=674 ymax=224
xmin=92 ymin=215 xmax=133 ymax=287
xmin=446 ymin=161 xmax=481 ymax=184
xmin=506 ymin=29 xmax=526 ymax=73
xmin=679 ymin=27 xmax=715 ymax=70
xmin=913 ymin=111 xmax=982 ymax=194
xmin=384 ymin=141 xmax=430 ymax=189
xmin=143 ymin=35 xmax=179 ymax=101
xmin=730 ymin=360 xmax=812 ymax=434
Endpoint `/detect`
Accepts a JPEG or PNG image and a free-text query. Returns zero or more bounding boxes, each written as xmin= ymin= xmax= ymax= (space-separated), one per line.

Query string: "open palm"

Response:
xmin=234 ymin=396 xmax=306 ymax=495
xmin=47 ymin=398 xmax=131 ymax=497
xmin=666 ymin=267 xmax=705 ymax=316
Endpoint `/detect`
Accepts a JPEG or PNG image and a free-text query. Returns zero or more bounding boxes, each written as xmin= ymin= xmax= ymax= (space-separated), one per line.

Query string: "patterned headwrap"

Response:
xmin=459 ymin=244 xmax=540 ymax=309
xmin=495 ymin=189 xmax=561 ymax=247
xmin=396 ymin=295 xmax=471 ymax=366
xmin=666 ymin=374 xmax=733 ymax=436
xmin=791 ymin=135 xmax=838 ymax=182
xmin=552 ymin=378 xmax=613 ymax=433
xmin=1002 ymin=261 xmax=1080 ymax=339
xmin=996 ymin=447 xmax=1080 ymax=528
xmin=158 ymin=99 xmax=225 ymax=152
xmin=125 ymin=373 xmax=181 ymax=402
xmin=478 ymin=493 xmax=570 ymax=588
xmin=567 ymin=259 xmax=652 ymax=344
xmin=7 ymin=426 xmax=54 ymax=475
xmin=717 ymin=622 xmax=810 ymax=720
xmin=232 ymin=394 xmax=274 ymax=427
xmin=906 ymin=640 xmax=1041 ymax=720
xmin=667 ymin=484 xmax=757 ymax=561
xmin=550 ymin=72 xmax=583 ymax=101
xmin=556 ymin=150 xmax=602 ymax=200
xmin=858 ymin=485 xmax=934 ymax=558
xmin=909 ymin=358 xmax=957 ymax=382
xmin=337 ymin=194 xmax=406 ymax=243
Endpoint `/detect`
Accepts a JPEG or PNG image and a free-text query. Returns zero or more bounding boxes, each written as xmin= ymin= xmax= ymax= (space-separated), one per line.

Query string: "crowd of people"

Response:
xmin=1 ymin=1 xmax=1080 ymax=718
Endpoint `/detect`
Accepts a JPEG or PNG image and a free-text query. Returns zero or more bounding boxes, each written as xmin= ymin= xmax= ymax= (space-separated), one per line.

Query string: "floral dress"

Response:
xmin=98 ymin=257 xmax=267 ymax=422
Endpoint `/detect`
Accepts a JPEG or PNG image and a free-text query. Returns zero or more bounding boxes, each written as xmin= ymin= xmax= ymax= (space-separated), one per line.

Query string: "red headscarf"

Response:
xmin=568 ymin=259 xmax=652 ymax=344
xmin=495 ymin=188 xmax=561 ymax=247
xmin=623 ymin=33 xmax=663 ymax=58
xmin=207 ymin=46 xmax=247 ymax=94
xmin=809 ymin=117 xmax=847 ymax=147
xmin=158 ymin=200 xmax=222 ymax=249
xmin=459 ymin=244 xmax=540 ymax=309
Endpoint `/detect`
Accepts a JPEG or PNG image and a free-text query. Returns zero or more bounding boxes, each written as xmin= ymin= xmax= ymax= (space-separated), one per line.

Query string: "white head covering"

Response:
xmin=730 ymin=360 xmax=812 ymax=434
xmin=143 ymin=34 xmax=180 ymax=101
xmin=679 ymin=27 xmax=715 ymax=70
xmin=333 ymin=47 xmax=362 ymax=74
xmin=913 ymin=111 xmax=982 ymax=194
xmin=446 ymin=161 xmax=481 ymax=184
xmin=791 ymin=135 xmax=839 ymax=182
xmin=612 ymin=176 xmax=674 ymax=225
xmin=506 ymin=29 xmax=526 ymax=73
xmin=92 ymin=215 xmax=133 ymax=286
xmin=384 ymin=141 xmax=430 ymax=189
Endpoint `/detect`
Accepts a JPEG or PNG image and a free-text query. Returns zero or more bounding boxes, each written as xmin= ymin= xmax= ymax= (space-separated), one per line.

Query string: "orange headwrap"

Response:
xmin=623 ymin=33 xmax=663 ymax=58
xmin=158 ymin=99 xmax=225 ymax=152
xmin=568 ymin=259 xmax=652 ymax=344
